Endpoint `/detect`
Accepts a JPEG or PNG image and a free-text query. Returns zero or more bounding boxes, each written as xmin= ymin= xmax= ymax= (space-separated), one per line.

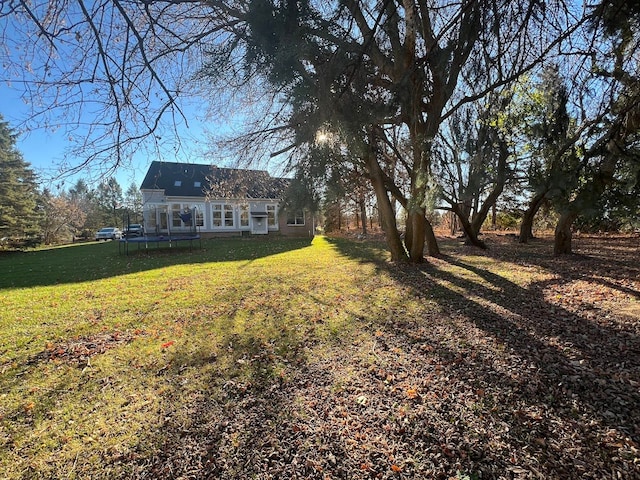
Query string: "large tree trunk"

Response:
xmin=449 ymin=211 xmax=458 ymax=236
xmin=358 ymin=196 xmax=367 ymax=235
xmin=450 ymin=203 xmax=487 ymax=249
xmin=553 ymin=142 xmax=617 ymax=255
xmin=407 ymin=210 xmax=426 ymax=263
xmin=458 ymin=211 xmax=487 ymax=248
xmin=425 ymin=219 xmax=440 ymax=256
xmin=553 ymin=210 xmax=578 ymax=255
xmin=519 ymin=190 xmax=547 ymax=243
xmin=404 ymin=216 xmax=413 ymax=254
xmin=367 ymin=154 xmax=408 ymax=262
xmin=405 ymin=211 xmax=440 ymax=257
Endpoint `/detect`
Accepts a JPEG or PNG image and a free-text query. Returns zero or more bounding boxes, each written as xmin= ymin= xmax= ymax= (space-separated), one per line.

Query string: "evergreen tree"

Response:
xmin=518 ymin=66 xmax=579 ymax=243
xmin=96 ymin=177 xmax=123 ymax=226
xmin=124 ymin=182 xmax=143 ymax=223
xmin=0 ymin=115 xmax=41 ymax=242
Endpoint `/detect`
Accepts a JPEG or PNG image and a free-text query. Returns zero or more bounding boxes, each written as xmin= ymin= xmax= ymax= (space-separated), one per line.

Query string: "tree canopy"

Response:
xmin=0 ymin=115 xmax=41 ymax=240
xmin=2 ymin=0 xmax=638 ymax=258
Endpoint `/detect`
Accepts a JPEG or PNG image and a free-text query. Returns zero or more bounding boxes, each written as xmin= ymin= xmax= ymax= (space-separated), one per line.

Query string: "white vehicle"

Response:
xmin=95 ymin=227 xmax=122 ymax=241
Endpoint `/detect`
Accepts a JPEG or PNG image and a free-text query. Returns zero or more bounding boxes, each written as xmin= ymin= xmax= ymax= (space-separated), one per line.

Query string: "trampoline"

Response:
xmin=118 ymin=234 xmax=201 ymax=255
xmin=119 ymin=206 xmax=202 ymax=255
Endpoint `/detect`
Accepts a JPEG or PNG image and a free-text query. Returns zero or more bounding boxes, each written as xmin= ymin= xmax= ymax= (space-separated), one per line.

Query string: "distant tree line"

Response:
xmin=0 ymin=115 xmax=142 ymax=248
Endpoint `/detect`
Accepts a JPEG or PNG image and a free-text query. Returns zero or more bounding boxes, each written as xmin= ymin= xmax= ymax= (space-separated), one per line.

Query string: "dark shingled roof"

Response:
xmin=140 ymin=161 xmax=290 ymax=199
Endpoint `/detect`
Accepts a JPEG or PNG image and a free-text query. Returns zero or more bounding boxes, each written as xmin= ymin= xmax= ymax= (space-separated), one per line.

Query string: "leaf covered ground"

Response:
xmin=0 ymin=234 xmax=638 ymax=479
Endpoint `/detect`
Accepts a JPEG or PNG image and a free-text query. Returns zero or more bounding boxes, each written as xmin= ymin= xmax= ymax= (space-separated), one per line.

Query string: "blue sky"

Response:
xmin=1 ymin=80 xmax=287 ymax=193
xmin=1 ymin=82 xmax=226 ymax=193
xmin=0 ymin=85 xmax=198 ymax=190
xmin=2 ymin=82 xmax=146 ymax=190
xmin=0 ymin=14 xmax=205 ymax=192
xmin=0 ymin=5 xmax=291 ymax=194
xmin=1 ymin=78 xmax=295 ymax=197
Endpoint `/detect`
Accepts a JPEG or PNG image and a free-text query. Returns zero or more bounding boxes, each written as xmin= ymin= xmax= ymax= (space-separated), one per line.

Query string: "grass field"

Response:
xmin=0 ymin=234 xmax=638 ymax=479
xmin=0 ymin=236 xmax=388 ymax=478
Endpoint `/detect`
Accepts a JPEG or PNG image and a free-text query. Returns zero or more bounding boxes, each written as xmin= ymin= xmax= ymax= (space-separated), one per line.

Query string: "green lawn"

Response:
xmin=0 ymin=236 xmax=397 ymax=478
xmin=1 ymin=234 xmax=638 ymax=479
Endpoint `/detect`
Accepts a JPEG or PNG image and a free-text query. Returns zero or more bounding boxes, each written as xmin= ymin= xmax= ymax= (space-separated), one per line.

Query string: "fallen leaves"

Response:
xmin=29 ymin=331 xmax=139 ymax=366
xmin=406 ymin=387 xmax=419 ymax=399
xmin=139 ymin=235 xmax=640 ymax=479
xmin=5 ymin=234 xmax=639 ymax=479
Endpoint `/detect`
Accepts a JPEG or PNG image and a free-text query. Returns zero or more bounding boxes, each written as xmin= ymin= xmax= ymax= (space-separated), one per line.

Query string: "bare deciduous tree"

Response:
xmin=2 ymin=1 xmax=229 ymax=176
xmin=4 ymin=1 xmax=634 ymax=260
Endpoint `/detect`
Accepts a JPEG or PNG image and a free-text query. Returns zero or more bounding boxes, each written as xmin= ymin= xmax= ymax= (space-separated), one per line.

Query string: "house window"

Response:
xmin=224 ymin=205 xmax=234 ymax=226
xmin=212 ymin=204 xmax=222 ymax=227
xmin=159 ymin=207 xmax=168 ymax=230
xmin=240 ymin=204 xmax=249 ymax=227
xmin=194 ymin=181 xmax=201 ymax=188
xmin=171 ymin=203 xmax=182 ymax=228
xmin=193 ymin=205 xmax=204 ymax=227
xmin=212 ymin=203 xmax=234 ymax=228
xmin=171 ymin=203 xmax=196 ymax=228
xmin=145 ymin=205 xmax=158 ymax=232
xmin=287 ymin=210 xmax=305 ymax=226
xmin=174 ymin=180 xmax=182 ymax=187
xmin=267 ymin=205 xmax=277 ymax=227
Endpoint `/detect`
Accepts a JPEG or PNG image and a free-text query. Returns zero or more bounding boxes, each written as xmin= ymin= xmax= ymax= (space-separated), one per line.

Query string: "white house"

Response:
xmin=140 ymin=161 xmax=312 ymax=237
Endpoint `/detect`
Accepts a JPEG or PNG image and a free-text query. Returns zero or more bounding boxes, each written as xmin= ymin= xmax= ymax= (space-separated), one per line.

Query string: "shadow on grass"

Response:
xmin=323 ymin=236 xmax=390 ymax=265
xmin=0 ymin=236 xmax=313 ymax=289
xmin=435 ymin=255 xmax=639 ymax=430
xmin=326 ymin=234 xmax=640 ymax=476
xmin=129 ymin=316 xmax=323 ymax=478
xmin=5 ymin=234 xmax=637 ymax=478
xmin=1 ymin=308 xmax=315 ymax=479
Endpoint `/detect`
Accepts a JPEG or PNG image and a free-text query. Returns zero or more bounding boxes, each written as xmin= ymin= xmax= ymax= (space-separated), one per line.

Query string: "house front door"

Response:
xmin=250 ymin=214 xmax=268 ymax=234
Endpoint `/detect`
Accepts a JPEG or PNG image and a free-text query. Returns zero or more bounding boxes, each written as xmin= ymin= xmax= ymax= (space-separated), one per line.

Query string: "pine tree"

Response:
xmin=96 ymin=177 xmax=123 ymax=226
xmin=124 ymin=182 xmax=143 ymax=222
xmin=0 ymin=115 xmax=42 ymax=242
